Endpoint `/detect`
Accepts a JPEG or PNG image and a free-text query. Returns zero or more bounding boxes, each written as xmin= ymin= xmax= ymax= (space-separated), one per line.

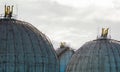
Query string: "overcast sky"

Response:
xmin=0 ymin=0 xmax=120 ymax=50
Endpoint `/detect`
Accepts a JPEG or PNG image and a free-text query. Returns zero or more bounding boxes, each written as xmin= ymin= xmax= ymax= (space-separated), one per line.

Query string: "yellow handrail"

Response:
xmin=4 ymin=5 xmax=14 ymax=18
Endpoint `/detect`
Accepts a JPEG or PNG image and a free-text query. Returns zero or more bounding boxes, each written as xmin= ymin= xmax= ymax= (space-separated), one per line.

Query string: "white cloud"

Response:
xmin=53 ymin=0 xmax=114 ymax=8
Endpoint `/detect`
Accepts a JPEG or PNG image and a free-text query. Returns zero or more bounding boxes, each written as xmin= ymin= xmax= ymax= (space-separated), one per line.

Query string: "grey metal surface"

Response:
xmin=66 ymin=39 xmax=120 ymax=72
xmin=0 ymin=19 xmax=59 ymax=72
xmin=56 ymin=47 xmax=70 ymax=58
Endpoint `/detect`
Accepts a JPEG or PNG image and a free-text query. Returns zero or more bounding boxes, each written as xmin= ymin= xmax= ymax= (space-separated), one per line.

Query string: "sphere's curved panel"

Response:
xmin=66 ymin=39 xmax=120 ymax=72
xmin=56 ymin=47 xmax=74 ymax=72
xmin=59 ymin=50 xmax=74 ymax=72
xmin=0 ymin=19 xmax=59 ymax=72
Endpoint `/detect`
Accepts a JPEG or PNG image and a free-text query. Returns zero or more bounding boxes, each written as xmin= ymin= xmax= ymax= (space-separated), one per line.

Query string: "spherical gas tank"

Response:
xmin=66 ymin=38 xmax=120 ymax=72
xmin=0 ymin=19 xmax=59 ymax=72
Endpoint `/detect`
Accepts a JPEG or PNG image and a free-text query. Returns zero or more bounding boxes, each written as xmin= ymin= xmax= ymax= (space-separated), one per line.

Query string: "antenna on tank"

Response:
xmin=97 ymin=27 xmax=100 ymax=39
